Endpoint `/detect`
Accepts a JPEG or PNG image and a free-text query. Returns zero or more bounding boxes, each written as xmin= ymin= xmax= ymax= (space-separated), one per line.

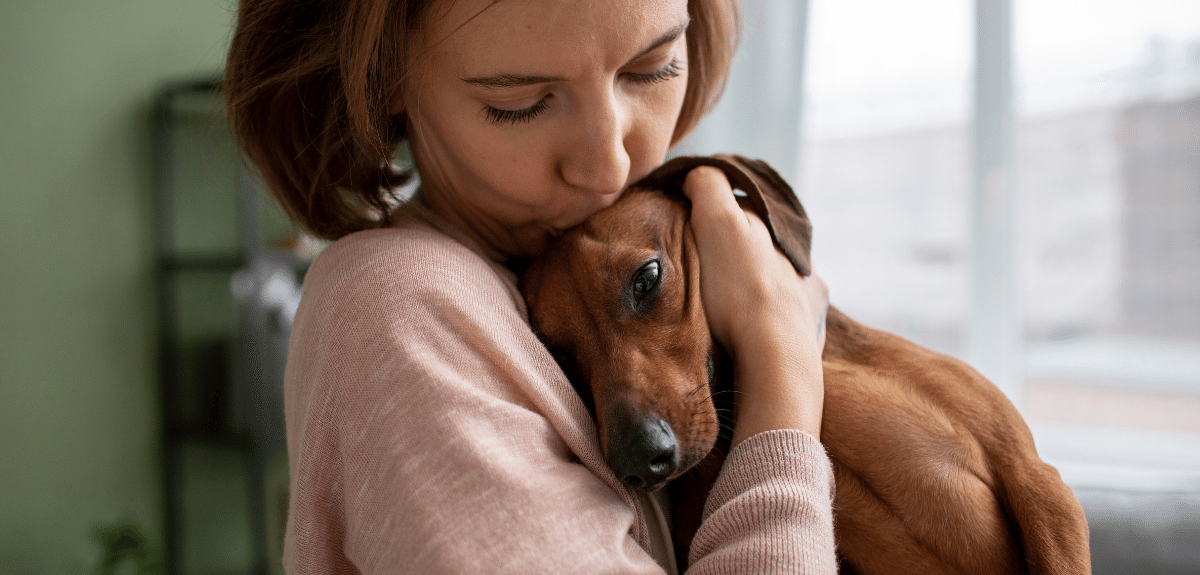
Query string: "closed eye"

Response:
xmin=625 ymin=58 xmax=683 ymax=85
xmin=482 ymin=57 xmax=682 ymax=125
xmin=483 ymin=97 xmax=550 ymax=125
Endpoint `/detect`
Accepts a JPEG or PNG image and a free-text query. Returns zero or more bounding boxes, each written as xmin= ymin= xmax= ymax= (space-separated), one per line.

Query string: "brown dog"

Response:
xmin=519 ymin=155 xmax=1091 ymax=574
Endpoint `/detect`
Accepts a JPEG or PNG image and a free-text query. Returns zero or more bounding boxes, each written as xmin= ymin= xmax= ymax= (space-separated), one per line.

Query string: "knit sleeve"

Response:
xmin=688 ymin=430 xmax=838 ymax=573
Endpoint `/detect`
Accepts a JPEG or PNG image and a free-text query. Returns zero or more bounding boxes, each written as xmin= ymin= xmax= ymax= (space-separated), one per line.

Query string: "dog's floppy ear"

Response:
xmin=629 ymin=155 xmax=813 ymax=277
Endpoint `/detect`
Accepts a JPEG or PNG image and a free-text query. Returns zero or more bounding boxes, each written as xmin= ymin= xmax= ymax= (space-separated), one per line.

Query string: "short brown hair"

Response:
xmin=225 ymin=0 xmax=741 ymax=241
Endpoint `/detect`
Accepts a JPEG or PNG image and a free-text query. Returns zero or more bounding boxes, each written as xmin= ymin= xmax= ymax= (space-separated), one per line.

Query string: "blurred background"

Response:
xmin=2 ymin=0 xmax=1198 ymax=573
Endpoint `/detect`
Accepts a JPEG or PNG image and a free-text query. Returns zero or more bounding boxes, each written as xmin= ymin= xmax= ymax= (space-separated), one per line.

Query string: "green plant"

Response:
xmin=92 ymin=519 xmax=163 ymax=575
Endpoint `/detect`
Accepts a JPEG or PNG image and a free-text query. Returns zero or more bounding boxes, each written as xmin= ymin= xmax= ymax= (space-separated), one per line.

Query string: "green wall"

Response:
xmin=0 ymin=1 xmax=234 ymax=572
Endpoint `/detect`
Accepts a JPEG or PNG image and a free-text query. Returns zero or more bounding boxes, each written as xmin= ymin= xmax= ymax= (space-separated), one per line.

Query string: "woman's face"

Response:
xmin=397 ymin=0 xmax=692 ymax=260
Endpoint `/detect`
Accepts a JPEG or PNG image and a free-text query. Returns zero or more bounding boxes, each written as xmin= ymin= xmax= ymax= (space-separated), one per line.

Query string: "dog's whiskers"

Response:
xmin=691 ymin=388 xmax=740 ymax=407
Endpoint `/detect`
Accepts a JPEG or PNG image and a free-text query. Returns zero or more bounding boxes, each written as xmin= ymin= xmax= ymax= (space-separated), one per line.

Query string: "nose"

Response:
xmin=559 ymin=89 xmax=631 ymax=197
xmin=606 ymin=414 xmax=680 ymax=490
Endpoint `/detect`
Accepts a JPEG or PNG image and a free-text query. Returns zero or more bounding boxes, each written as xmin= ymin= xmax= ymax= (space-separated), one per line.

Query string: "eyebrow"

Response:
xmin=461 ymin=19 xmax=691 ymax=89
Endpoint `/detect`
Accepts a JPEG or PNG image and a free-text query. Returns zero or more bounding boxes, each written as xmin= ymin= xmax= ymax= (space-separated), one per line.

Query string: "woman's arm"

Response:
xmin=284 ymin=227 xmax=665 ymax=574
xmin=679 ymin=166 xmax=836 ymax=571
xmin=283 ymin=223 xmax=835 ymax=574
xmin=681 ymin=166 xmax=828 ymax=444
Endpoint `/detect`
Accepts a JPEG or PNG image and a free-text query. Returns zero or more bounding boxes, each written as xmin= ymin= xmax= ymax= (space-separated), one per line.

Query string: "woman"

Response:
xmin=225 ymin=0 xmax=834 ymax=572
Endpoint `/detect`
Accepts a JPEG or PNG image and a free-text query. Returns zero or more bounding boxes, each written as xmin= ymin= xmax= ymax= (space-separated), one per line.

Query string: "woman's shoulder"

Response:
xmin=286 ymin=215 xmax=549 ymax=418
xmin=311 ymin=222 xmax=487 ymax=284
xmin=303 ymin=220 xmax=522 ymax=317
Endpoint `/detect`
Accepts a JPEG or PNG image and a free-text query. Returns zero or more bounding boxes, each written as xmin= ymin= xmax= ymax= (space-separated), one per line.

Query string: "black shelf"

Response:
xmin=160 ymin=254 xmax=245 ymax=273
xmin=167 ymin=425 xmax=252 ymax=448
xmin=152 ymin=77 xmax=304 ymax=575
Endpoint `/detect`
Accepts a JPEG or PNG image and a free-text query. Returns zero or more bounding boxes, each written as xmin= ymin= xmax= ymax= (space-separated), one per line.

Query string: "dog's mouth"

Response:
xmin=606 ymin=417 xmax=717 ymax=491
xmin=600 ymin=346 xmax=731 ymax=492
xmin=541 ymin=337 xmax=729 ymax=492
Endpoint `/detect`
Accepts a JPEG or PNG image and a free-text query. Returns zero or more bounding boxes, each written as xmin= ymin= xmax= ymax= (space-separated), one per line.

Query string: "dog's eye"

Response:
xmin=631 ymin=260 xmax=661 ymax=303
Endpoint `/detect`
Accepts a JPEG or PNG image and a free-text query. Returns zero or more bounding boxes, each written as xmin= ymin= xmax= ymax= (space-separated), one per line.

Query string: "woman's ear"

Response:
xmin=388 ymin=96 xmax=405 ymax=117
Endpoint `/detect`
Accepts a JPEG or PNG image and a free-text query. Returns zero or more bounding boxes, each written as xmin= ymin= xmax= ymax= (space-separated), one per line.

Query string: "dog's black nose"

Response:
xmin=607 ymin=415 xmax=679 ymax=490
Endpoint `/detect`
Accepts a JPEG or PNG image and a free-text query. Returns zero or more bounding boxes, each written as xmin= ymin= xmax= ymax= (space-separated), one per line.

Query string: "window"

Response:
xmin=797 ymin=0 xmax=1200 ymax=569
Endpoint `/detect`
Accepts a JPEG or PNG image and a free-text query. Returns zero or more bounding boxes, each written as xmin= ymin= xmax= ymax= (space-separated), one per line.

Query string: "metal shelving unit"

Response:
xmin=151 ymin=77 xmax=304 ymax=575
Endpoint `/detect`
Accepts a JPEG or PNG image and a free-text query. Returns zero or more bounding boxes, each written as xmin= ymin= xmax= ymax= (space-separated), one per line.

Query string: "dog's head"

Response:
xmin=519 ymin=154 xmax=812 ymax=491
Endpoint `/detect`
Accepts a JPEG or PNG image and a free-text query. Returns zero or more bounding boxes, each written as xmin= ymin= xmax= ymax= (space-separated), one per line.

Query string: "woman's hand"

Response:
xmin=682 ymin=166 xmax=828 ymax=444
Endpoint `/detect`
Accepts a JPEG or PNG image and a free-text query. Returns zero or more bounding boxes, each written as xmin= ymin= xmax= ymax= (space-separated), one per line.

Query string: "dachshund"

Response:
xmin=518 ymin=155 xmax=1092 ymax=574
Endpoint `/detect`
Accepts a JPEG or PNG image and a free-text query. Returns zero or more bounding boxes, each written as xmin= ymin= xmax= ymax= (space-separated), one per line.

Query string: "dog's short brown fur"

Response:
xmin=519 ymin=155 xmax=1091 ymax=574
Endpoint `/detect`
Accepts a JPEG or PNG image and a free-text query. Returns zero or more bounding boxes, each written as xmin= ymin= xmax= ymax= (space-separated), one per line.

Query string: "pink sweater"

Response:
xmin=281 ymin=204 xmax=838 ymax=574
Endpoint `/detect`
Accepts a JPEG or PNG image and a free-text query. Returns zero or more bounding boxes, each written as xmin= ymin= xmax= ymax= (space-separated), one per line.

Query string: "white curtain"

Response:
xmin=675 ymin=0 xmax=810 ymax=186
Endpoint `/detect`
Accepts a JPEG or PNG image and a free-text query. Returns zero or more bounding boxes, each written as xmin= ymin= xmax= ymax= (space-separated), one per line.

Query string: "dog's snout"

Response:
xmin=607 ymin=415 xmax=679 ymax=490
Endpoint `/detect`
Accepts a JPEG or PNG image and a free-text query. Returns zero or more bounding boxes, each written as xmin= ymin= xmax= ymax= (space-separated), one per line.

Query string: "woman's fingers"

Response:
xmin=681 ymin=165 xmax=828 ymax=441
xmin=682 ymin=165 xmax=741 ymax=227
xmin=682 ymin=167 xmax=766 ymax=343
xmin=681 ymin=165 xmax=826 ymax=349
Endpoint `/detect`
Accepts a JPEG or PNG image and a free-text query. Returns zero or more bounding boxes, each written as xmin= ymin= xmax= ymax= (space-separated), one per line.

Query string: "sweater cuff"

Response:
xmin=688 ymin=429 xmax=838 ymax=572
xmin=703 ymin=429 xmax=835 ymax=521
